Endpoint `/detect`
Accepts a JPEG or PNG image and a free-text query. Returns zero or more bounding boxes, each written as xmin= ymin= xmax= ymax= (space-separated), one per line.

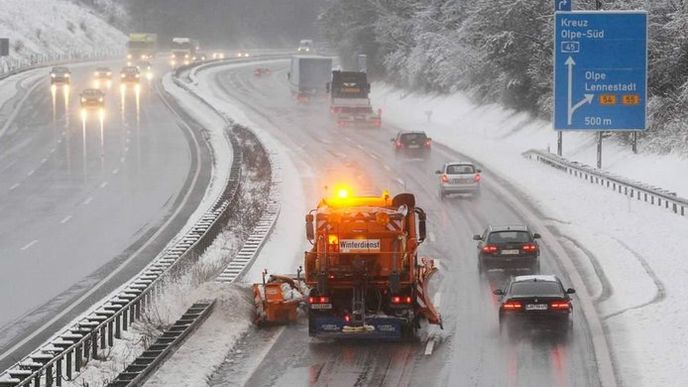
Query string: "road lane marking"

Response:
xmin=112 ymin=168 xmax=119 ymax=175
xmin=424 ymin=339 xmax=435 ymax=356
xmin=383 ymin=164 xmax=391 ymax=171
xmin=395 ymin=177 xmax=405 ymax=186
xmin=83 ymin=196 xmax=93 ymax=205
xmin=429 ymin=232 xmax=436 ymax=242
xmin=20 ymin=240 xmax=38 ymax=251
xmin=60 ymin=215 xmax=72 ymax=224
xmin=9 ymin=183 xmax=19 ymax=191
xmin=41 ymin=158 xmax=48 ymax=164
xmin=369 ymin=153 xmax=378 ymax=160
xmin=120 ymin=157 xmax=126 ymax=163
xmin=356 ymin=144 xmax=364 ymax=150
xmin=433 ymin=291 xmax=442 ymax=308
xmin=27 ymin=169 xmax=35 ymax=176
xmin=345 ymin=137 xmax=353 ymax=142
xmin=100 ymin=182 xmax=108 ymax=188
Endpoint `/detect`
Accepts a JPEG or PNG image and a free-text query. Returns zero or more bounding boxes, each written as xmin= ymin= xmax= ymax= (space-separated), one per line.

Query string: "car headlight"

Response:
xmin=107 ymin=72 xmax=111 ymax=76
xmin=185 ymin=54 xmax=189 ymax=59
xmin=65 ymin=74 xmax=70 ymax=78
xmin=51 ymin=74 xmax=55 ymax=78
xmin=98 ymin=97 xmax=103 ymax=102
xmin=81 ymin=97 xmax=86 ymax=103
xmin=121 ymin=73 xmax=125 ymax=78
xmin=127 ymin=54 xmax=132 ymax=59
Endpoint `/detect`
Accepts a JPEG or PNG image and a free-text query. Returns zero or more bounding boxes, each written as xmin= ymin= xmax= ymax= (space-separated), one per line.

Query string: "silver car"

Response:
xmin=436 ymin=162 xmax=481 ymax=199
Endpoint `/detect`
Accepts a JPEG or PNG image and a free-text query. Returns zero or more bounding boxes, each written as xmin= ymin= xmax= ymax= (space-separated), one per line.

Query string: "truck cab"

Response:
xmin=297 ymin=39 xmax=314 ymax=53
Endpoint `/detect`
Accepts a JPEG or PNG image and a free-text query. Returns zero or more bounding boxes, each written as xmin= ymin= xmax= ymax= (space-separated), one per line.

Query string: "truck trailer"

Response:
xmin=328 ymin=71 xmax=381 ymax=128
xmin=170 ymin=37 xmax=196 ymax=68
xmin=288 ymin=55 xmax=332 ymax=102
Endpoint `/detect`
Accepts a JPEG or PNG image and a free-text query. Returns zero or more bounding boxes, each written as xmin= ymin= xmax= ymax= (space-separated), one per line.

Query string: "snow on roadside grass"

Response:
xmin=0 ymin=0 xmax=125 ymax=63
xmin=64 ymin=230 xmax=243 ymax=387
xmin=372 ymin=84 xmax=688 ymax=387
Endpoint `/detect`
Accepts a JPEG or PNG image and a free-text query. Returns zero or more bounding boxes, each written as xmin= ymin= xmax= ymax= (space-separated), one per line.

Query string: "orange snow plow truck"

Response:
xmin=305 ymin=188 xmax=442 ymax=339
xmin=253 ymin=188 xmax=442 ymax=339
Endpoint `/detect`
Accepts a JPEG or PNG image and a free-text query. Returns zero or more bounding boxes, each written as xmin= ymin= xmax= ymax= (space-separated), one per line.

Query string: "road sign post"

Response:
xmin=553 ymin=11 xmax=647 ymax=167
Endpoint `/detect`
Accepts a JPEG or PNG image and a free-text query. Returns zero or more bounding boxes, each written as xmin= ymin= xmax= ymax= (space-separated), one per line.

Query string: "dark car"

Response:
xmin=50 ymin=66 xmax=71 ymax=85
xmin=392 ymin=131 xmax=431 ymax=158
xmin=493 ymin=275 xmax=575 ymax=335
xmin=473 ymin=225 xmax=541 ymax=273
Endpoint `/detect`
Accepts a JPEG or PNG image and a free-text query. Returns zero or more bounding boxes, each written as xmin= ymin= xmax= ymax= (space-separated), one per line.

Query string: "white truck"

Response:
xmin=288 ymin=55 xmax=332 ymax=102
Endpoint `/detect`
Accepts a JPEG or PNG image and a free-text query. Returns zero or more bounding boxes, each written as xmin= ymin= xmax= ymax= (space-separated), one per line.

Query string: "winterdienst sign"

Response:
xmin=553 ymin=11 xmax=647 ymax=131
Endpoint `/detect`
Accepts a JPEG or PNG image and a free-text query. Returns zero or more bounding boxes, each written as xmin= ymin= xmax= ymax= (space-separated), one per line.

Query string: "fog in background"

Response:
xmin=125 ymin=0 xmax=325 ymax=49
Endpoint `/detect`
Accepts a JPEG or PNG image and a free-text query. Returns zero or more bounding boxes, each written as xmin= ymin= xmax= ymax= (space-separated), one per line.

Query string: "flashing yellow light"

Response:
xmin=337 ymin=188 xmax=349 ymax=199
xmin=328 ymin=234 xmax=338 ymax=245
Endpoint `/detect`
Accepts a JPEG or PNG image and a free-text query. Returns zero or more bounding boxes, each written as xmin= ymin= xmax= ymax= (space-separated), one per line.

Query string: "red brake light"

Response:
xmin=425 ymin=139 xmax=432 ymax=148
xmin=441 ymin=174 xmax=449 ymax=183
xmin=309 ymin=296 xmax=330 ymax=304
xmin=550 ymin=301 xmax=571 ymax=310
xmin=395 ymin=140 xmax=402 ymax=148
xmin=391 ymin=295 xmax=413 ymax=304
xmin=522 ymin=243 xmax=538 ymax=252
xmin=474 ymin=173 xmax=481 ymax=182
xmin=503 ymin=301 xmax=523 ymax=310
xmin=482 ymin=244 xmax=498 ymax=253
xmin=344 ymin=314 xmax=351 ymax=322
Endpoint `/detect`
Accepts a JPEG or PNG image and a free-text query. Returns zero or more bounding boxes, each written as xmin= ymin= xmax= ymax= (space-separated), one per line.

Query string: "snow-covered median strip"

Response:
xmin=372 ymin=84 xmax=688 ymax=387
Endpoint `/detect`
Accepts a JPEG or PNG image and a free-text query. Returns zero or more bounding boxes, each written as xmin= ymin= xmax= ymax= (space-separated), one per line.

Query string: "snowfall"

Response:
xmin=0 ymin=4 xmax=686 ymax=383
xmin=145 ymin=66 xmax=688 ymax=387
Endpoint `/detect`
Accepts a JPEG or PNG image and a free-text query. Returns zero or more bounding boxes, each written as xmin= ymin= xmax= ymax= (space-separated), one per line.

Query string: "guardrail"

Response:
xmin=0 ymin=49 xmax=123 ymax=81
xmin=0 ymin=73 xmax=242 ymax=387
xmin=106 ymin=300 xmax=216 ymax=387
xmin=523 ymin=149 xmax=688 ymax=217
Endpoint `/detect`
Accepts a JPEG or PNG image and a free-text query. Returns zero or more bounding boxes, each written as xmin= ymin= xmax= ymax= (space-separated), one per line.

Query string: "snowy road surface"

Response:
xmin=0 ymin=61 xmax=211 ymax=369
xmin=184 ymin=62 xmax=604 ymax=386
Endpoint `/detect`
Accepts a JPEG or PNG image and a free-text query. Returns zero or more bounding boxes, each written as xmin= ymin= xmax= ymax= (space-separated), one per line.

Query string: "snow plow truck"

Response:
xmin=253 ymin=188 xmax=442 ymax=340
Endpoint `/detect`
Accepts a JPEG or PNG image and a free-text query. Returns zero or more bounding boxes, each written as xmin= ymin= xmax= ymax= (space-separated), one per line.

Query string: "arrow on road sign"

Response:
xmin=565 ymin=56 xmax=593 ymax=124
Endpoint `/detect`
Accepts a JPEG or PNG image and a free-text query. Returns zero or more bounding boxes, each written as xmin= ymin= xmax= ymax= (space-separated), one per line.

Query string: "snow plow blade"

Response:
xmin=252 ymin=270 xmax=306 ymax=325
xmin=417 ymin=257 xmax=443 ymax=328
xmin=309 ymin=316 xmax=407 ymax=340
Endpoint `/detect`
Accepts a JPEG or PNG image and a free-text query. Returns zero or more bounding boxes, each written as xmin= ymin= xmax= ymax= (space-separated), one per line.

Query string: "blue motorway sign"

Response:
xmin=555 ymin=0 xmax=572 ymax=12
xmin=554 ymin=11 xmax=647 ymax=131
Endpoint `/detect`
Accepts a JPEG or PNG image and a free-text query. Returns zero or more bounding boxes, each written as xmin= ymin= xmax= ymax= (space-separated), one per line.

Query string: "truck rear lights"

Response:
xmin=391 ymin=295 xmax=413 ymax=304
xmin=503 ymin=301 xmax=523 ymax=310
xmin=482 ymin=244 xmax=498 ymax=253
xmin=474 ymin=174 xmax=481 ymax=182
xmin=521 ymin=243 xmax=538 ymax=252
xmin=441 ymin=174 xmax=449 ymax=183
xmin=309 ymin=296 xmax=330 ymax=304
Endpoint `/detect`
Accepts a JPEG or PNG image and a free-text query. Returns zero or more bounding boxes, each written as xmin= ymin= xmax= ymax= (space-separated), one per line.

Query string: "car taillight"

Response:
xmin=441 ymin=174 xmax=449 ymax=183
xmin=503 ymin=301 xmax=523 ymax=310
xmin=482 ymin=244 xmax=498 ymax=253
xmin=474 ymin=174 xmax=481 ymax=182
xmin=391 ymin=295 xmax=413 ymax=304
xmin=425 ymin=139 xmax=432 ymax=148
xmin=395 ymin=141 xmax=402 ymax=148
xmin=550 ymin=301 xmax=571 ymax=310
xmin=309 ymin=296 xmax=330 ymax=304
xmin=522 ymin=243 xmax=538 ymax=252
